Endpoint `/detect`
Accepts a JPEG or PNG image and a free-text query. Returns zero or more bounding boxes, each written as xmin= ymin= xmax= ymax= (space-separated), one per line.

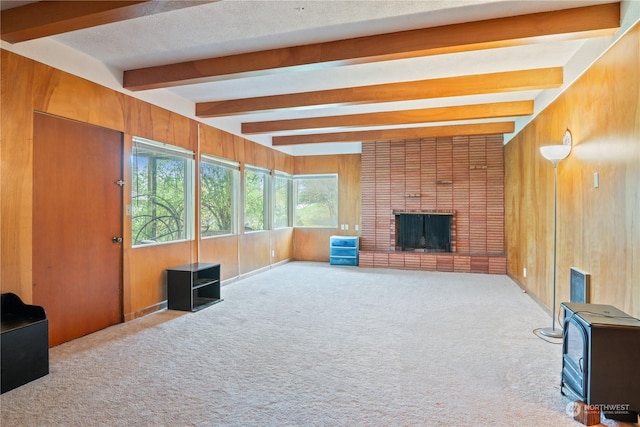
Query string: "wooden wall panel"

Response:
xmin=199 ymin=235 xmax=240 ymax=281
xmin=505 ymin=22 xmax=640 ymax=318
xmin=239 ymin=232 xmax=271 ymax=274
xmin=0 ymin=51 xmax=35 ymax=298
xmin=125 ymin=98 xmax=197 ymax=151
xmin=33 ymin=64 xmax=126 ymax=131
xmin=199 ymin=126 xmax=244 ymax=161
xmin=243 ymin=138 xmax=273 ymax=169
xmin=293 ymin=153 xmax=336 ymax=174
xmin=125 ymin=241 xmax=194 ymax=321
xmin=121 ymin=135 xmax=134 ymax=316
xmin=271 ymin=227 xmax=294 ymax=263
xmin=293 ymin=228 xmax=335 ymax=261
xmin=338 ymin=154 xmax=361 ymax=233
xmin=273 ymin=150 xmax=294 ymax=174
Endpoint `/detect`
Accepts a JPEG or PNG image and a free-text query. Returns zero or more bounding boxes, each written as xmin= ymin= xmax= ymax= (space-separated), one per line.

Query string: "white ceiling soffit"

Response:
xmin=1 ymin=0 xmax=629 ymax=156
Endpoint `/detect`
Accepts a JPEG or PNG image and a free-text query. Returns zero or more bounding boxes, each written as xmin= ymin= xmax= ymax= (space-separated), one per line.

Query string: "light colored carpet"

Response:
xmin=0 ymin=262 xmax=630 ymax=426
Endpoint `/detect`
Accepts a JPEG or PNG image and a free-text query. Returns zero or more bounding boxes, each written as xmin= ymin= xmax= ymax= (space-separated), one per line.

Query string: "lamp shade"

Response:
xmin=540 ymin=144 xmax=571 ymax=165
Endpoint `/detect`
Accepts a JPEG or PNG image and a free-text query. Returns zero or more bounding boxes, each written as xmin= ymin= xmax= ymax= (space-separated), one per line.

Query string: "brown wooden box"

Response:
xmin=572 ymin=401 xmax=600 ymax=426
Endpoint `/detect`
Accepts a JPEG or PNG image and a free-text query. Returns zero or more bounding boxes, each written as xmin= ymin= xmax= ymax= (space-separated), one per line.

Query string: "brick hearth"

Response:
xmin=359 ymin=135 xmax=506 ymax=274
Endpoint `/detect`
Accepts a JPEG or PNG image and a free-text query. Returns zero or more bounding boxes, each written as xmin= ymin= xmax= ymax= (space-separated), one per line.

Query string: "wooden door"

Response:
xmin=33 ymin=113 xmax=123 ymax=346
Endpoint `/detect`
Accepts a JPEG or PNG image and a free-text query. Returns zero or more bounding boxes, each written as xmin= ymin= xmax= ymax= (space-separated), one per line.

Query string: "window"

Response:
xmin=293 ymin=174 xmax=338 ymax=227
xmin=200 ymin=155 xmax=239 ymax=238
xmin=244 ymin=165 xmax=270 ymax=232
xmin=273 ymin=171 xmax=292 ymax=229
xmin=131 ymin=137 xmax=194 ymax=246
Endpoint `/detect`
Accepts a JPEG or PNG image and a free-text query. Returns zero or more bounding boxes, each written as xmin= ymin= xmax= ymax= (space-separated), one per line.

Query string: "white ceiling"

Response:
xmin=1 ymin=0 xmax=633 ymax=156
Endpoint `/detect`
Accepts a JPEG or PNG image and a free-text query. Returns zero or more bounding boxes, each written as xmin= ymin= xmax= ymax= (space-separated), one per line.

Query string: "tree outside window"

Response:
xmin=131 ymin=138 xmax=194 ymax=246
xmin=294 ymin=174 xmax=338 ymax=227
xmin=244 ymin=166 xmax=269 ymax=231
xmin=200 ymin=156 xmax=238 ymax=237
xmin=273 ymin=172 xmax=292 ymax=229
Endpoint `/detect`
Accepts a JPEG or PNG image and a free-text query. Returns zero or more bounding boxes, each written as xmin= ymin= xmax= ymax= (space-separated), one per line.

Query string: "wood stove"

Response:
xmin=561 ymin=303 xmax=640 ymax=422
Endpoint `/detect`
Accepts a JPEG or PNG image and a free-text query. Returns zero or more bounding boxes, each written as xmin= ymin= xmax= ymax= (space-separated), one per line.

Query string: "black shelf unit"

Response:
xmin=167 ymin=263 xmax=222 ymax=312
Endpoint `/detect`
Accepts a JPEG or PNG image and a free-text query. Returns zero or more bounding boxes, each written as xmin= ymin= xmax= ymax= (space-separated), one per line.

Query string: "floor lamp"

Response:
xmin=538 ymin=143 xmax=571 ymax=338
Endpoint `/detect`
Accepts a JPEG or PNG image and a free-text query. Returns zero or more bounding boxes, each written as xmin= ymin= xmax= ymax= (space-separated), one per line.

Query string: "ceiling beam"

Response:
xmin=242 ymin=100 xmax=533 ymax=134
xmin=123 ymin=3 xmax=618 ymax=90
xmin=197 ymin=68 xmax=561 ymax=117
xmin=1 ymin=1 xmax=214 ymax=44
xmin=272 ymin=122 xmax=515 ymax=146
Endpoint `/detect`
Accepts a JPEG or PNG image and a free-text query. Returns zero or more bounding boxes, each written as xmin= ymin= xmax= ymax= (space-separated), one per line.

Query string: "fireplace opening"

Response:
xmin=395 ymin=213 xmax=452 ymax=252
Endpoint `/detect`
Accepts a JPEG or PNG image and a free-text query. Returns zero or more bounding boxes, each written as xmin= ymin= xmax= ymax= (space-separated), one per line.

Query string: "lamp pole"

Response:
xmin=539 ymin=161 xmax=562 ymax=338
xmin=538 ymin=142 xmax=570 ymax=339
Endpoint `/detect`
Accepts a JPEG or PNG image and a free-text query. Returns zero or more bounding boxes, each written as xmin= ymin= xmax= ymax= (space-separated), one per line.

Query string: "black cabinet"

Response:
xmin=167 ymin=263 xmax=222 ymax=312
xmin=1 ymin=293 xmax=49 ymax=394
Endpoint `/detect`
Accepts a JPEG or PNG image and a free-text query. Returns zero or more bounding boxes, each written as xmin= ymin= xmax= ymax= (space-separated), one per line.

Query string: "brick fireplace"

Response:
xmin=359 ymin=135 xmax=506 ymax=274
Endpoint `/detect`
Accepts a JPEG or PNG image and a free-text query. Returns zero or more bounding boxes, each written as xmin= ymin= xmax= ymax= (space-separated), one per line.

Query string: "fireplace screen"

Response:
xmin=395 ymin=213 xmax=452 ymax=252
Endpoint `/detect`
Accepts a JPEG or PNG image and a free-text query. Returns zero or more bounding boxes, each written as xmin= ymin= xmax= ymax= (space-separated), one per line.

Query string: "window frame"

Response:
xmin=243 ymin=164 xmax=271 ymax=233
xmin=293 ymin=173 xmax=339 ymax=229
xmin=130 ymin=136 xmax=195 ymax=247
xmin=273 ymin=170 xmax=293 ymax=229
xmin=199 ymin=154 xmax=240 ymax=239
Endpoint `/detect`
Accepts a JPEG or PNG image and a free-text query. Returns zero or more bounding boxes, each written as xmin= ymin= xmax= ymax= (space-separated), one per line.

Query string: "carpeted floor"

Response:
xmin=0 ymin=262 xmax=632 ymax=426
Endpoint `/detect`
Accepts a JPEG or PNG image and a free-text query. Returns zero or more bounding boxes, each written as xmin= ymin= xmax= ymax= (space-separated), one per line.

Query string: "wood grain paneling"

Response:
xmin=126 ymin=97 xmax=196 ymax=150
xmin=339 ymin=154 xmax=361 ymax=232
xmin=239 ymin=232 xmax=271 ymax=274
xmin=199 ymin=125 xmax=245 ymax=162
xmin=199 ymin=235 xmax=240 ymax=281
xmin=293 ymin=228 xmax=335 ymax=261
xmin=243 ymin=138 xmax=273 ymax=170
xmin=505 ymin=22 xmax=640 ymax=319
xmin=33 ymin=65 xmax=126 ymax=131
xmin=0 ymin=51 xmax=34 ymax=298
xmin=126 ymin=241 xmax=195 ymax=314
xmin=293 ymin=153 xmax=336 ymax=174
xmin=273 ymin=150 xmax=294 ymax=175
xmin=271 ymin=228 xmax=294 ymax=263
xmin=122 ymin=135 xmax=134 ymax=316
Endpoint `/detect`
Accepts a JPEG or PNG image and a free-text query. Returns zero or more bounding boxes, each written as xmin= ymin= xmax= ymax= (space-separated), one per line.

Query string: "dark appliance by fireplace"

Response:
xmin=561 ymin=302 xmax=640 ymax=422
xmin=395 ymin=213 xmax=452 ymax=252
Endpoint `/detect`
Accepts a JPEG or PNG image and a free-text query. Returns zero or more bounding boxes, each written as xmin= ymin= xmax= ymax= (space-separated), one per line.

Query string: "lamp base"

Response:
xmin=539 ymin=327 xmax=563 ymax=338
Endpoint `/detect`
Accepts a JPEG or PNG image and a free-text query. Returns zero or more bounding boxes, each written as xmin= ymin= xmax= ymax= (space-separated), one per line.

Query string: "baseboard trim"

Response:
xmin=506 ymin=272 xmax=554 ymax=318
xmin=221 ymin=259 xmax=291 ymax=287
xmin=123 ymin=300 xmax=168 ymax=322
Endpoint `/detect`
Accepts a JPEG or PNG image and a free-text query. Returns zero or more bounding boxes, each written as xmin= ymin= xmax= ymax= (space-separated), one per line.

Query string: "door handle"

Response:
xmin=112 ymin=236 xmax=123 ymax=244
